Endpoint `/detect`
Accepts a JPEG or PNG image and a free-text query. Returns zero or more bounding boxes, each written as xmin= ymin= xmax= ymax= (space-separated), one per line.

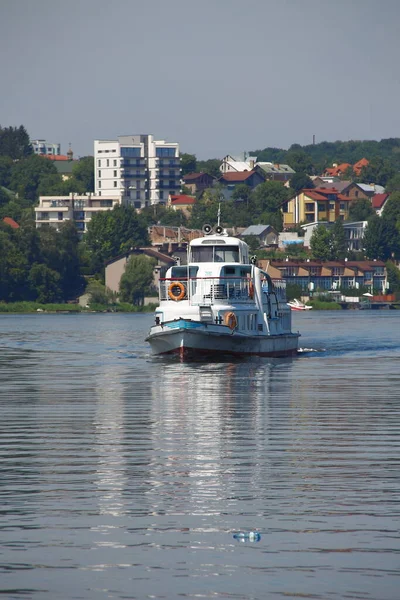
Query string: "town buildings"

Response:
xmin=94 ymin=134 xmax=181 ymax=209
xmin=263 ymin=259 xmax=387 ymax=293
xmin=282 ymin=187 xmax=352 ymax=226
xmin=32 ymin=139 xmax=61 ymax=156
xmin=34 ymin=193 xmax=120 ymax=234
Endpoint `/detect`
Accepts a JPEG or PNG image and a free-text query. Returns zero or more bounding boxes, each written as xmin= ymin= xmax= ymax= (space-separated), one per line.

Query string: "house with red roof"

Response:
xmin=218 ymin=168 xmax=265 ymax=190
xmin=282 ymin=187 xmax=352 ymax=227
xmin=372 ymin=192 xmax=390 ymax=216
xmin=167 ymin=194 xmax=196 ymax=217
xmin=323 ymin=158 xmax=369 ymax=178
xmin=2 ymin=217 xmax=19 ymax=229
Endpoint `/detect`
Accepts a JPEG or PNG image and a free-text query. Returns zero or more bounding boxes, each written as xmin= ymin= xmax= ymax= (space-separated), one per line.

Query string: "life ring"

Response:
xmin=224 ymin=311 xmax=237 ymax=330
xmin=168 ymin=281 xmax=186 ymax=301
xmin=248 ymin=280 xmax=254 ymax=299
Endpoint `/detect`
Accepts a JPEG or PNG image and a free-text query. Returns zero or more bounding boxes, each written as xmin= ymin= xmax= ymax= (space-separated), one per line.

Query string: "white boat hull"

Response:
xmin=146 ymin=320 xmax=299 ymax=358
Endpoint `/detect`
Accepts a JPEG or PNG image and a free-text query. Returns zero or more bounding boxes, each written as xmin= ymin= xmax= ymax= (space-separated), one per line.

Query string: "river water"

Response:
xmin=0 ymin=311 xmax=399 ymax=600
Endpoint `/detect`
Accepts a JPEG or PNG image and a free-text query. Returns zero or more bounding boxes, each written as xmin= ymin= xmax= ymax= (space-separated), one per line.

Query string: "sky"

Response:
xmin=1 ymin=0 xmax=400 ymax=159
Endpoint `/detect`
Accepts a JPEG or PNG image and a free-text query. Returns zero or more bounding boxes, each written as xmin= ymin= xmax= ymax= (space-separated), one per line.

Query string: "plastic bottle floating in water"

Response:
xmin=233 ymin=532 xmax=261 ymax=543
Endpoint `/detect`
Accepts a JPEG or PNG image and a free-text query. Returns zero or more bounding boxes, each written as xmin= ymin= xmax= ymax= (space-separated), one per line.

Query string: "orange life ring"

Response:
xmin=224 ymin=311 xmax=237 ymax=330
xmin=168 ymin=281 xmax=186 ymax=301
xmin=248 ymin=280 xmax=254 ymax=299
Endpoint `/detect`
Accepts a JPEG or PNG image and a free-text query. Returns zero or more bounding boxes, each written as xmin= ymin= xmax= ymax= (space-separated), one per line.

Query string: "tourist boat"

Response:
xmin=146 ymin=222 xmax=300 ymax=358
xmin=287 ymin=298 xmax=313 ymax=311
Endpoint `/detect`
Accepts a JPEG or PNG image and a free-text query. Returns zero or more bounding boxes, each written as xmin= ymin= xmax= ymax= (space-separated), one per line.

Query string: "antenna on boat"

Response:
xmin=217 ymin=203 xmax=221 ymax=227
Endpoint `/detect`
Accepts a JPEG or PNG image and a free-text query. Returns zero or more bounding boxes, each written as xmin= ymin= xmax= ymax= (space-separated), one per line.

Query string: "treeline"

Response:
xmin=250 ymin=138 xmax=400 ymax=174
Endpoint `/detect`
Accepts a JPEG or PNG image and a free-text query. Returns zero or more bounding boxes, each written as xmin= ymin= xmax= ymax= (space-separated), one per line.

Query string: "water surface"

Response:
xmin=0 ymin=311 xmax=399 ymax=599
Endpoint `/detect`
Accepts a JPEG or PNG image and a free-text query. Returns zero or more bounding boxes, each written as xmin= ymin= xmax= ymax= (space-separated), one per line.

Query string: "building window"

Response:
xmin=156 ymin=147 xmax=175 ymax=157
xmin=305 ymin=203 xmax=314 ymax=211
xmin=58 ymin=212 xmax=63 ymax=221
xmin=160 ymin=191 xmax=164 ymax=200
xmin=114 ymin=181 xmax=117 ymax=187
xmin=114 ymin=170 xmax=117 ymax=177
xmin=136 ymin=180 xmax=140 ymax=190
xmin=113 ymin=159 xmax=117 ymax=166
xmin=355 ymin=191 xmax=359 ymax=198
xmin=98 ymin=191 xmax=101 ymax=196
xmin=98 ymin=170 xmax=101 ymax=177
xmin=136 ymin=191 xmax=140 ymax=200
xmin=98 ymin=159 xmax=101 ymax=167
xmin=121 ymin=147 xmax=141 ymax=158
xmin=318 ymin=203 xmax=325 ymax=212
xmin=340 ymin=202 xmax=346 ymax=210
xmin=107 ymin=159 xmax=109 ymax=166
xmin=100 ymin=200 xmax=113 ymax=207
xmin=329 ymin=203 xmax=335 ymax=210
xmin=98 ymin=181 xmax=101 ymax=188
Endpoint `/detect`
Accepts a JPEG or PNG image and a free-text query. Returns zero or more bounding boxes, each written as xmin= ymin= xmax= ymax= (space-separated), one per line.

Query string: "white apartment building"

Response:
xmin=32 ymin=139 xmax=61 ymax=156
xmin=94 ymin=134 xmax=181 ymax=209
xmin=35 ymin=193 xmax=120 ymax=234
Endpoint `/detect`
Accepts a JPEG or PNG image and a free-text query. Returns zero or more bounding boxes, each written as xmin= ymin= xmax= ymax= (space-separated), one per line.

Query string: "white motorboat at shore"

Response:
xmin=287 ymin=298 xmax=313 ymax=311
xmin=146 ymin=221 xmax=300 ymax=359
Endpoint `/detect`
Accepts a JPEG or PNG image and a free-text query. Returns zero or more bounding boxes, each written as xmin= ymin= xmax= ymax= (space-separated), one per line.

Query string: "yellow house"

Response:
xmin=283 ymin=187 xmax=351 ymax=226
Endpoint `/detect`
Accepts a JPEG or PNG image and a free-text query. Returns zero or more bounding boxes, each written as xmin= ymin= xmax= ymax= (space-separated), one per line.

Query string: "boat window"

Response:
xmin=191 ymin=245 xmax=240 ymax=263
xmin=170 ymin=266 xmax=198 ymax=278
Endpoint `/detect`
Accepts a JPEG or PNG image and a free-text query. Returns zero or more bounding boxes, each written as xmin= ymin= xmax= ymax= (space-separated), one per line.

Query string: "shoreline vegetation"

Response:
xmin=0 ymin=301 xmax=344 ymax=313
xmin=0 ymin=302 xmax=158 ymax=314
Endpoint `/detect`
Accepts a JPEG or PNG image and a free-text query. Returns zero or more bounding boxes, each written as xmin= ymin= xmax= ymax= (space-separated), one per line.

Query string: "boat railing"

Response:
xmin=271 ymin=278 xmax=287 ymax=301
xmin=160 ymin=276 xmax=254 ymax=305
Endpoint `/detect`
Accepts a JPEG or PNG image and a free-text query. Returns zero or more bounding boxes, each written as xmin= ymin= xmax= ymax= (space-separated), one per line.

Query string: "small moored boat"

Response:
xmin=287 ymin=298 xmax=312 ymax=311
xmin=146 ymin=221 xmax=300 ymax=358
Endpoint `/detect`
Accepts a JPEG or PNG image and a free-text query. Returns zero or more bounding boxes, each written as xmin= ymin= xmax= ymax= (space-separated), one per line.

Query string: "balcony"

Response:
xmin=121 ymin=171 xmax=147 ymax=179
xmin=156 ymin=159 xmax=180 ymax=168
xmin=158 ymin=182 xmax=181 ymax=189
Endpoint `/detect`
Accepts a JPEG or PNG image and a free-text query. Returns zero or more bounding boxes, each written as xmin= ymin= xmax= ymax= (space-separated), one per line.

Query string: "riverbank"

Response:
xmin=0 ymin=302 xmax=158 ymax=313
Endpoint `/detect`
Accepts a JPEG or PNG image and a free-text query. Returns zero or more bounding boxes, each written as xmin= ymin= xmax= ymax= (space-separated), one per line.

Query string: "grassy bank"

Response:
xmin=309 ymin=300 xmax=342 ymax=310
xmin=0 ymin=302 xmax=157 ymax=313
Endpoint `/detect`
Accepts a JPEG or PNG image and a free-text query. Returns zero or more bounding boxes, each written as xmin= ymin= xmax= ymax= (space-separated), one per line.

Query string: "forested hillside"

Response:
xmin=250 ymin=138 xmax=400 ymax=173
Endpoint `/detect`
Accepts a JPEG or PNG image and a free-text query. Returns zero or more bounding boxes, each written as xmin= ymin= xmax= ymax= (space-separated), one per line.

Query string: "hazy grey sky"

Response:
xmin=1 ymin=0 xmax=399 ymax=159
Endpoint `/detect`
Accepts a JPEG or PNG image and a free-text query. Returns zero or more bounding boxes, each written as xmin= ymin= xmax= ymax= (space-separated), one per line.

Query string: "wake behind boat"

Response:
xmin=146 ymin=223 xmax=300 ymax=358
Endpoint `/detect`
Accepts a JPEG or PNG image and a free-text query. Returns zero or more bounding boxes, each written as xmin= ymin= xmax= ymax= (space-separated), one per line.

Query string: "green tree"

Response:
xmin=242 ymin=234 xmax=260 ymax=253
xmin=385 ymin=174 xmax=400 ymax=193
xmin=10 ymin=154 xmax=58 ymax=202
xmin=363 ymin=215 xmax=386 ymax=260
xmin=330 ymin=218 xmax=347 ymax=259
xmin=253 ymin=180 xmax=289 ymax=214
xmin=28 ymin=263 xmax=63 ymax=303
xmin=386 ymin=260 xmax=400 ymax=292
xmin=0 ymin=227 xmax=29 ymax=301
xmin=286 ymin=150 xmax=314 ymax=174
xmin=232 ymin=184 xmax=253 ymax=206
xmin=348 ymin=198 xmax=375 ymax=221
xmin=381 ymin=191 xmax=400 ymax=226
xmin=37 ymin=173 xmax=85 ymax=196
xmin=119 ymin=254 xmax=156 ymax=305
xmin=360 ymin=157 xmax=396 ymax=186
xmin=86 ymin=280 xmax=116 ymax=305
xmin=310 ymin=224 xmax=333 ymax=260
xmin=196 ymin=158 xmax=221 ymax=178
xmin=0 ymin=156 xmax=13 ymax=187
xmin=72 ymin=156 xmax=95 ymax=192
xmin=289 ymin=172 xmax=315 ymax=194
xmin=180 ymin=153 xmax=197 ymax=176
xmin=85 ymin=205 xmax=149 ymax=272
xmin=0 ymin=125 xmax=32 ymax=159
